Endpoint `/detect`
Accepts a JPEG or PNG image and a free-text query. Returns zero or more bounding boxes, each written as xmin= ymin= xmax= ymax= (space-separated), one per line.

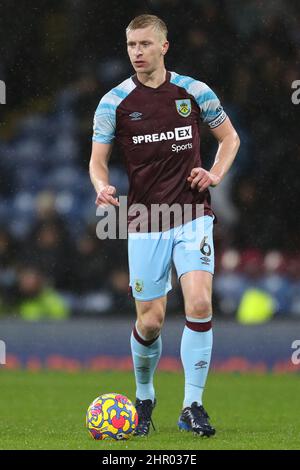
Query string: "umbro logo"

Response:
xmin=129 ymin=112 xmax=143 ymax=121
xmin=195 ymin=360 xmax=208 ymax=370
xmin=136 ymin=366 xmax=150 ymax=373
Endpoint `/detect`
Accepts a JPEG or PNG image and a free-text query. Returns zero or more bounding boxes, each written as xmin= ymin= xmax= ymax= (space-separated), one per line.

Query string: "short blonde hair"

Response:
xmin=126 ymin=14 xmax=168 ymax=41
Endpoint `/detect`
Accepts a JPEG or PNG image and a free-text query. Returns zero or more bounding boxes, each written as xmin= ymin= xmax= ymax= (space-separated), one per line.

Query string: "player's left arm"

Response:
xmin=188 ymin=117 xmax=240 ymax=192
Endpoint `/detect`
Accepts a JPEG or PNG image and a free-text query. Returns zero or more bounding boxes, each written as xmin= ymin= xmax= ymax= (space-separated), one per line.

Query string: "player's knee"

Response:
xmin=140 ymin=313 xmax=164 ymax=336
xmin=136 ymin=299 xmax=166 ymax=337
xmin=139 ymin=303 xmax=164 ymax=336
xmin=185 ymin=298 xmax=212 ymax=319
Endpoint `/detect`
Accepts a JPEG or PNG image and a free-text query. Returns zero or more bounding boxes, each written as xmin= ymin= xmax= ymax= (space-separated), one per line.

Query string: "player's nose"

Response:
xmin=134 ymin=47 xmax=143 ymax=57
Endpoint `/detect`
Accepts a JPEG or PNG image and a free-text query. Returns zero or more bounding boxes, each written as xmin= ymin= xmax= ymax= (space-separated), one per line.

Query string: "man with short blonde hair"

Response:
xmin=90 ymin=14 xmax=240 ymax=437
xmin=126 ymin=14 xmax=168 ymax=41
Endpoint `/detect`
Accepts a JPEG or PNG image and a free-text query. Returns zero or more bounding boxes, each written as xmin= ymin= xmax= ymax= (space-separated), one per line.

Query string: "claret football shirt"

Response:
xmin=93 ymin=71 xmax=227 ymax=231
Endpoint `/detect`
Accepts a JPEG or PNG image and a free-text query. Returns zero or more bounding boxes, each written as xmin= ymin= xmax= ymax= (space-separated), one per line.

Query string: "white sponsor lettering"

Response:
xmin=172 ymin=142 xmax=193 ymax=153
xmin=174 ymin=126 xmax=192 ymax=140
xmin=132 ymin=126 xmax=192 ymax=144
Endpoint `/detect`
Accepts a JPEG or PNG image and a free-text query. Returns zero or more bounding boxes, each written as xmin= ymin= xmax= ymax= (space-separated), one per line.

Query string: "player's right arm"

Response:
xmin=89 ymin=142 xmax=119 ymax=207
xmin=90 ymin=89 xmax=119 ymax=207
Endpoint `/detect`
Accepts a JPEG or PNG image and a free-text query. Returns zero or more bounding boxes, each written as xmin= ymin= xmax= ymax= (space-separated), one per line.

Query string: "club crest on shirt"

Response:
xmin=175 ymin=99 xmax=191 ymax=117
xmin=134 ymin=279 xmax=144 ymax=293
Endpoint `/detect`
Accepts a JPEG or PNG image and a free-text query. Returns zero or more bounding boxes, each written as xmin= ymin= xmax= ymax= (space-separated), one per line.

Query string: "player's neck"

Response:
xmin=136 ymin=67 xmax=167 ymax=89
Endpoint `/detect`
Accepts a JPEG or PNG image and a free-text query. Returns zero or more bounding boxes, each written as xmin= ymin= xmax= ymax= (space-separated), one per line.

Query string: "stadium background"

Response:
xmin=0 ymin=0 xmax=300 ymax=373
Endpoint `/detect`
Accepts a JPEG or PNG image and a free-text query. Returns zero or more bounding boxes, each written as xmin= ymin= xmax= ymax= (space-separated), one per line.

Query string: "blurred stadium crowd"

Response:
xmin=0 ymin=0 xmax=299 ymax=320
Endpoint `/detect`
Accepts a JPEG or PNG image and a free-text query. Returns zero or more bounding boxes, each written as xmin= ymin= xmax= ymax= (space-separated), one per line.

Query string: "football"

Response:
xmin=86 ymin=393 xmax=138 ymax=440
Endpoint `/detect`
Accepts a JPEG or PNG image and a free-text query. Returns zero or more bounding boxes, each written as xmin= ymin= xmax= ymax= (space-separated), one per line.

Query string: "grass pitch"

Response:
xmin=0 ymin=370 xmax=299 ymax=450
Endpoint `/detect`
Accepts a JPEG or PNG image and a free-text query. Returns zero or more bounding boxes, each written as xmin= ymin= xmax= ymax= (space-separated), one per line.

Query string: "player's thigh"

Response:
xmin=173 ymin=215 xmax=214 ymax=318
xmin=173 ymin=215 xmax=215 ymax=278
xmin=180 ymin=270 xmax=213 ymax=318
xmin=128 ymin=233 xmax=173 ymax=302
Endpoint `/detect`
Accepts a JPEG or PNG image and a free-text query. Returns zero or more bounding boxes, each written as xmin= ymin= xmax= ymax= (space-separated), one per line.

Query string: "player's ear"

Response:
xmin=162 ymin=41 xmax=169 ymax=56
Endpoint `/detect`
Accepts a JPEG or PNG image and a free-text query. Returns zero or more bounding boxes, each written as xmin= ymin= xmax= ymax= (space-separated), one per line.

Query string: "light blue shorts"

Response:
xmin=128 ymin=215 xmax=215 ymax=301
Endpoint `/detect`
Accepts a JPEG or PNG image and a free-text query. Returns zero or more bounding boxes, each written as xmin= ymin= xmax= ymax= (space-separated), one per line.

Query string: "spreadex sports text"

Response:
xmin=132 ymin=125 xmax=193 ymax=151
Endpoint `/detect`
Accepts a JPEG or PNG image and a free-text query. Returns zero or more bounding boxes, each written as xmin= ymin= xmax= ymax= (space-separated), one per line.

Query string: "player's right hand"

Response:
xmin=95 ymin=185 xmax=119 ymax=207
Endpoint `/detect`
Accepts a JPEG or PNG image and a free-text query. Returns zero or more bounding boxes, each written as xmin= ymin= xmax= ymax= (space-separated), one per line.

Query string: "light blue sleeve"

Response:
xmin=92 ymin=92 xmax=116 ymax=144
xmin=92 ymin=78 xmax=137 ymax=144
xmin=195 ymin=82 xmax=227 ymax=129
xmin=170 ymin=73 xmax=227 ymax=129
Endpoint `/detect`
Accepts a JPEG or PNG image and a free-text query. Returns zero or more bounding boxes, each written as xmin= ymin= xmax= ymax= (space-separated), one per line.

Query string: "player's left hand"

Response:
xmin=187 ymin=168 xmax=221 ymax=192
